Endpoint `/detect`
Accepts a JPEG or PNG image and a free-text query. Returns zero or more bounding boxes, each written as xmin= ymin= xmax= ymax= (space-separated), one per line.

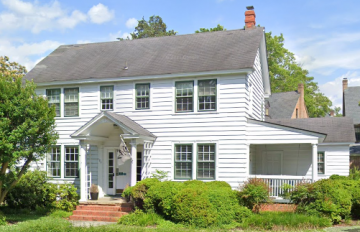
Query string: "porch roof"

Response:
xmin=71 ymin=111 xmax=156 ymax=139
xmin=267 ymin=117 xmax=355 ymax=143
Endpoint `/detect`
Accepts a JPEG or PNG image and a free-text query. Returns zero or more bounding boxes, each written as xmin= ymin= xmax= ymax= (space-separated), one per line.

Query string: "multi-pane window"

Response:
xmin=135 ymin=84 xmax=150 ymax=109
xmin=355 ymin=126 xmax=360 ymax=143
xmin=47 ymin=146 xmax=61 ymax=177
xmin=175 ymin=81 xmax=194 ymax=112
xmin=198 ymin=80 xmax=216 ymax=111
xmin=64 ymin=88 xmax=79 ymax=117
xmin=174 ymin=145 xmax=192 ymax=179
xmin=197 ymin=144 xmax=215 ymax=179
xmin=318 ymin=152 xmax=325 ymax=174
xmin=65 ymin=146 xmax=79 ymax=177
xmin=100 ymin=86 xmax=114 ymax=110
xmin=46 ymin=89 xmax=61 ymax=117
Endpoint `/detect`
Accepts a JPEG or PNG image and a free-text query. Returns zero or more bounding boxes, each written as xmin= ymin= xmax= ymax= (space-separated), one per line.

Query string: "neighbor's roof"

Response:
xmin=266 ymin=91 xmax=300 ymax=119
xmin=344 ymin=86 xmax=360 ymax=124
xmin=25 ymin=27 xmax=265 ymax=83
xmin=267 ymin=117 xmax=355 ymax=143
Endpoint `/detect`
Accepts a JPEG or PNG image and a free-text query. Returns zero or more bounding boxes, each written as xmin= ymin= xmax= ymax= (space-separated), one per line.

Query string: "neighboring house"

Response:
xmin=342 ymin=78 xmax=360 ymax=168
xmin=24 ymin=8 xmax=355 ymax=201
xmin=266 ymin=83 xmax=308 ymax=119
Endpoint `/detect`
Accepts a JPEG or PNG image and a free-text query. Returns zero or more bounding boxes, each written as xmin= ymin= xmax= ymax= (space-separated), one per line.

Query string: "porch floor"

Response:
xmin=82 ymin=195 xmax=128 ymax=205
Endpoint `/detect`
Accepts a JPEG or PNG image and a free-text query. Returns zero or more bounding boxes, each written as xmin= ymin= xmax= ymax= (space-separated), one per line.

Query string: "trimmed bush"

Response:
xmin=130 ymin=178 xmax=160 ymax=208
xmin=5 ymin=170 xmax=79 ymax=211
xmin=237 ymin=178 xmax=270 ymax=213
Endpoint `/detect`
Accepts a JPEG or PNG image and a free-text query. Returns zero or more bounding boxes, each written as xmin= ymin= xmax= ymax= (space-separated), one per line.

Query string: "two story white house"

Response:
xmin=25 ymin=10 xmax=355 ymax=201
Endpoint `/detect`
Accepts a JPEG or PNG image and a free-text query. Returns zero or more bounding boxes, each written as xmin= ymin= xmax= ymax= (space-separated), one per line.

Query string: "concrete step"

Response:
xmin=72 ymin=210 xmax=128 ymax=217
xmin=69 ymin=215 xmax=123 ymax=222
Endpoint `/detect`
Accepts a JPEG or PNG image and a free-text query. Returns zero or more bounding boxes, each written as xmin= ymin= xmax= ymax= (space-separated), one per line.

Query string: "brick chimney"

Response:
xmin=245 ymin=6 xmax=256 ymax=29
xmin=343 ymin=78 xmax=348 ymax=116
xmin=297 ymin=83 xmax=305 ymax=118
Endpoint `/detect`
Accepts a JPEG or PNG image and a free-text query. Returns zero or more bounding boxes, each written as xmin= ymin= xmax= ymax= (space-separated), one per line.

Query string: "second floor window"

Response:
xmin=175 ymin=81 xmax=194 ymax=112
xmin=100 ymin=86 xmax=114 ymax=110
xmin=64 ymin=88 xmax=79 ymax=117
xmin=136 ymin=84 xmax=150 ymax=109
xmin=46 ymin=89 xmax=61 ymax=117
xmin=198 ymin=79 xmax=217 ymax=111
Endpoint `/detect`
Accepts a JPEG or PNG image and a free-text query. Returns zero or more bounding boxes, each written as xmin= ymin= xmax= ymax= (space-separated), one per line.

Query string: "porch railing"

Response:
xmin=249 ymin=175 xmax=312 ymax=198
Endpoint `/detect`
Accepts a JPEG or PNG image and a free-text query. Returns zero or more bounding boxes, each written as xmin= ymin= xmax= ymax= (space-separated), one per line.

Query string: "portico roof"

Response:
xmin=71 ymin=111 xmax=156 ymax=140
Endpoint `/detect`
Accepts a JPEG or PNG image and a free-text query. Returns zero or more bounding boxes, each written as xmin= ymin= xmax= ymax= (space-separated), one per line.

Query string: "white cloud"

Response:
xmin=125 ymin=18 xmax=138 ymax=28
xmin=0 ymin=38 xmax=61 ymax=70
xmin=320 ymin=71 xmax=360 ymax=109
xmin=0 ymin=0 xmax=115 ymax=33
xmin=77 ymin=40 xmax=92 ymax=44
xmin=109 ymin=31 xmax=131 ymax=41
xmin=88 ymin=3 xmax=114 ymax=24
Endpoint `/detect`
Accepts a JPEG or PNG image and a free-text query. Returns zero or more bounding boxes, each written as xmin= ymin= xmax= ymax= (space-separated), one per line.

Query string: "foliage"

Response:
xmin=349 ymin=167 xmax=360 ymax=180
xmin=130 ymin=178 xmax=160 ymax=208
xmin=118 ymin=209 xmax=166 ymax=226
xmin=241 ymin=212 xmax=332 ymax=230
xmin=151 ymin=169 xmax=169 ymax=181
xmin=5 ymin=170 xmax=78 ymax=212
xmin=122 ymin=184 xmax=132 ymax=201
xmin=1 ymin=216 xmax=73 ymax=232
xmin=0 ymin=211 xmax=6 ymax=226
xmin=237 ymin=178 xmax=270 ymax=213
xmin=89 ymin=184 xmax=99 ymax=193
xmin=265 ymin=32 xmax=332 ymax=117
xmin=122 ymin=15 xmax=176 ymax=40
xmin=280 ymin=183 xmax=293 ymax=199
xmin=0 ymin=56 xmax=58 ymax=204
xmin=143 ymin=180 xmax=251 ymax=228
xmin=48 ymin=210 xmax=73 ymax=219
xmin=290 ymin=178 xmax=360 ymax=223
xmin=195 ymin=24 xmax=225 ymax=33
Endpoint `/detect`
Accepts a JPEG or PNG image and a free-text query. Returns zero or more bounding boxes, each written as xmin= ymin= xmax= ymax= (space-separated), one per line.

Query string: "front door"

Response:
xmin=107 ymin=149 xmax=116 ymax=195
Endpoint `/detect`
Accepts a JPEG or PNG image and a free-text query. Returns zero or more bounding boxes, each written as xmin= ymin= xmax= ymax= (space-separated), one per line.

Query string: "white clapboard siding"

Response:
xmin=318 ymin=145 xmax=350 ymax=177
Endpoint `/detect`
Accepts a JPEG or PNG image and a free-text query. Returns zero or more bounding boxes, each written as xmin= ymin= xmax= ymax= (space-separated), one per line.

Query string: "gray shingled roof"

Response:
xmin=344 ymin=86 xmax=360 ymax=124
xmin=25 ymin=28 xmax=265 ymax=83
xmin=267 ymin=91 xmax=300 ymax=119
xmin=71 ymin=111 xmax=155 ymax=138
xmin=266 ymin=117 xmax=355 ymax=143
xmin=106 ymin=112 xmax=155 ymax=138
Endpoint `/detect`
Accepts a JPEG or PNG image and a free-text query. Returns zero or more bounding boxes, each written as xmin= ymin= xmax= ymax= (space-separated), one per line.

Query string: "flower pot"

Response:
xmin=90 ymin=192 xmax=99 ymax=200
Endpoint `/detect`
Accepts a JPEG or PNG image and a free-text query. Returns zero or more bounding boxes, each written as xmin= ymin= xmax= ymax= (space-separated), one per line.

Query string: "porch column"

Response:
xmin=312 ymin=143 xmax=318 ymax=182
xmin=130 ymin=140 xmax=137 ymax=186
xmin=79 ymin=141 xmax=87 ymax=202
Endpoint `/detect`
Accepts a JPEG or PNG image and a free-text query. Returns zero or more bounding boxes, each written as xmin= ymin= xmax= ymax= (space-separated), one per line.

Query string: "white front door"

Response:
xmin=263 ymin=151 xmax=283 ymax=175
xmin=106 ymin=149 xmax=116 ymax=195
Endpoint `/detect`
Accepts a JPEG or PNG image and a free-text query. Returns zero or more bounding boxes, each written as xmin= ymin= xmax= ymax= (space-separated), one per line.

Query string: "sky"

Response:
xmin=1 ymin=0 xmax=360 ymax=110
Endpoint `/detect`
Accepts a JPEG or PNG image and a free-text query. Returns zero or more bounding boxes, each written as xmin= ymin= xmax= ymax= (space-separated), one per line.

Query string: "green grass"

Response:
xmin=242 ymin=212 xmax=332 ymax=231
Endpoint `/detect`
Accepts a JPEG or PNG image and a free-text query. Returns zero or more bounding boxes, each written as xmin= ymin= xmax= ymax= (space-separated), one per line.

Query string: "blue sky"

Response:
xmin=1 ymin=0 xmax=360 ymax=109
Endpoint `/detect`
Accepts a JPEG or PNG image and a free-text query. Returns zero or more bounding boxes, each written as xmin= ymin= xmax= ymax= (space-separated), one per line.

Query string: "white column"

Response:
xmin=130 ymin=140 xmax=137 ymax=186
xmin=98 ymin=144 xmax=104 ymax=198
xmin=312 ymin=143 xmax=318 ymax=182
xmin=79 ymin=141 xmax=87 ymax=202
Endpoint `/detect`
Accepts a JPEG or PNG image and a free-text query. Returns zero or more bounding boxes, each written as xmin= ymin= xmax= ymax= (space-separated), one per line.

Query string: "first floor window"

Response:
xmin=174 ymin=144 xmax=192 ymax=179
xmin=198 ymin=79 xmax=216 ymax=111
xmin=46 ymin=89 xmax=61 ymax=117
xmin=65 ymin=146 xmax=79 ymax=177
xmin=47 ymin=146 xmax=61 ymax=177
xmin=197 ymin=144 xmax=216 ymax=179
xmin=318 ymin=152 xmax=325 ymax=174
xmin=355 ymin=125 xmax=360 ymax=142
xmin=100 ymin=86 xmax=114 ymax=110
xmin=136 ymin=83 xmax=150 ymax=109
xmin=175 ymin=81 xmax=194 ymax=112
xmin=64 ymin=88 xmax=79 ymax=117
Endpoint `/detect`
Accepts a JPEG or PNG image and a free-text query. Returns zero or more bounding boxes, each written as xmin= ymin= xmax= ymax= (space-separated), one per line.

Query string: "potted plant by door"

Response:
xmin=90 ymin=184 xmax=99 ymax=200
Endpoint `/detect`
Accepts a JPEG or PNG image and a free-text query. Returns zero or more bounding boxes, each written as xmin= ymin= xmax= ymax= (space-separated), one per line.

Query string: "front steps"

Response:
xmin=69 ymin=203 xmax=133 ymax=222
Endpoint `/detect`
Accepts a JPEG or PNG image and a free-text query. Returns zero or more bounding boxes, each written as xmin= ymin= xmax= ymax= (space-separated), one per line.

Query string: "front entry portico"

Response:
xmin=71 ymin=111 xmax=156 ymax=202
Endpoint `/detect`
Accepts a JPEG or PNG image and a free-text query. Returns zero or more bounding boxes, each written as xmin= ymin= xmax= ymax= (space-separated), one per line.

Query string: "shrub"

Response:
xmin=206 ymin=180 xmax=232 ymax=189
xmin=291 ymin=178 xmax=354 ymax=223
xmin=5 ymin=170 xmax=79 ymax=212
xmin=0 ymin=211 xmax=6 ymax=226
xmin=237 ymin=178 xmax=270 ymax=213
xmin=121 ymin=184 xmax=132 ymax=201
xmin=349 ymin=167 xmax=360 ymax=180
xmin=130 ymin=178 xmax=160 ymax=208
xmin=151 ymin=169 xmax=169 ymax=181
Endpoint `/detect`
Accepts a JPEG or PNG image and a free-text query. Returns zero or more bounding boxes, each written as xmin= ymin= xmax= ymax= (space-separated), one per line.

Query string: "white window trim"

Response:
xmin=317 ymin=151 xmax=326 ymax=175
xmin=100 ymin=85 xmax=114 ymax=111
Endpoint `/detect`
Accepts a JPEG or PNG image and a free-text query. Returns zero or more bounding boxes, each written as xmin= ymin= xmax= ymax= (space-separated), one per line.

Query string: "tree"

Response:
xmin=195 ymin=24 xmax=226 ymax=33
xmin=0 ymin=56 xmax=58 ymax=203
xmin=266 ymin=32 xmax=332 ymax=117
xmin=123 ymin=15 xmax=176 ymax=40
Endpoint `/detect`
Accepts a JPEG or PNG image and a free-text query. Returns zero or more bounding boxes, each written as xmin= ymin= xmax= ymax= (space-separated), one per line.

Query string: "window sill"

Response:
xmin=172 ymin=111 xmax=219 ymax=116
xmin=101 ymin=109 xmax=114 ymax=112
